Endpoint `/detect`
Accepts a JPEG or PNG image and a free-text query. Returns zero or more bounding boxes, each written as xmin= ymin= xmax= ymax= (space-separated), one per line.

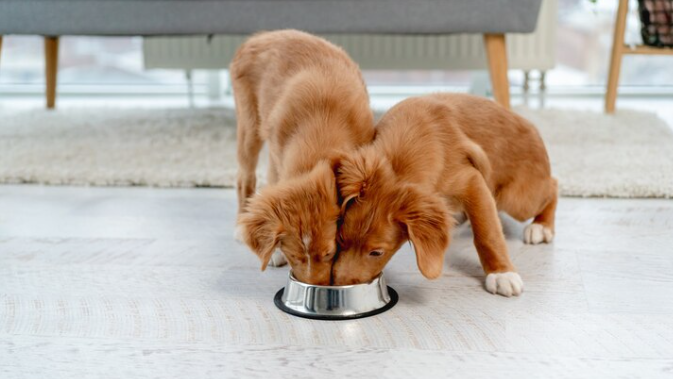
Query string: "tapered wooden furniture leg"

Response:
xmin=483 ymin=33 xmax=511 ymax=109
xmin=45 ymin=36 xmax=60 ymax=110
xmin=0 ymin=36 xmax=4 ymax=65
xmin=606 ymin=0 xmax=629 ymax=114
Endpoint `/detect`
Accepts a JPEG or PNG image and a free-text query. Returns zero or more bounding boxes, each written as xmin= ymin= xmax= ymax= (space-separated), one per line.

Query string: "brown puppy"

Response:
xmin=333 ymin=93 xmax=557 ymax=296
xmin=231 ymin=30 xmax=374 ymax=285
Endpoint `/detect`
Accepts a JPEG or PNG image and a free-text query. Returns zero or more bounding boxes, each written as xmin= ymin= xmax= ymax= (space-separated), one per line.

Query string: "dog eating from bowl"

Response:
xmin=233 ymin=31 xmax=556 ymax=298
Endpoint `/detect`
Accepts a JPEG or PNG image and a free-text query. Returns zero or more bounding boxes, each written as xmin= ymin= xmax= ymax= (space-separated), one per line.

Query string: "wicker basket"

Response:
xmin=638 ymin=0 xmax=673 ymax=47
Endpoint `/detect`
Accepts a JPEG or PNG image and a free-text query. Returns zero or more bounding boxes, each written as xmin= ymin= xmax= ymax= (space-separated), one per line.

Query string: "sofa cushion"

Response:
xmin=0 ymin=0 xmax=543 ymax=35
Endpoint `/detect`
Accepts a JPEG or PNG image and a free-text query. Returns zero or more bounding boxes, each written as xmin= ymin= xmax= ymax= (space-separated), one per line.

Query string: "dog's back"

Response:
xmin=230 ymin=30 xmax=372 ymax=142
xmin=231 ymin=30 xmax=373 ymax=177
xmin=428 ymin=93 xmax=551 ymax=188
xmin=374 ymin=93 xmax=551 ymax=193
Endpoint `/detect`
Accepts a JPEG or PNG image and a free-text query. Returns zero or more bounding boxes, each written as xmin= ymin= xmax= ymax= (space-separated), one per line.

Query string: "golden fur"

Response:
xmin=231 ymin=30 xmax=374 ymax=285
xmin=332 ymin=94 xmax=557 ymax=290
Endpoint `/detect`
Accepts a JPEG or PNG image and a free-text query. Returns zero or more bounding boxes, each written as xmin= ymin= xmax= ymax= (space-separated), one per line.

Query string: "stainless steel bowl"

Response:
xmin=274 ymin=272 xmax=398 ymax=320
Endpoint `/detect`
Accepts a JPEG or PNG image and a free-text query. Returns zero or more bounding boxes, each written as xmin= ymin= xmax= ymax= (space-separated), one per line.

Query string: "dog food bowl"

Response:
xmin=274 ymin=272 xmax=398 ymax=320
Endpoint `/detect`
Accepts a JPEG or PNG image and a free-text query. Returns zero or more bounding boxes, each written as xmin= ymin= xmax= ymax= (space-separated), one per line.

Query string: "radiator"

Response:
xmin=143 ymin=0 xmax=556 ymax=72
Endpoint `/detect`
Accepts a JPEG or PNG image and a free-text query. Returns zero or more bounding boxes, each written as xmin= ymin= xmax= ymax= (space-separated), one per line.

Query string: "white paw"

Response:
xmin=485 ymin=272 xmax=524 ymax=297
xmin=267 ymin=249 xmax=288 ymax=267
xmin=524 ymin=223 xmax=554 ymax=244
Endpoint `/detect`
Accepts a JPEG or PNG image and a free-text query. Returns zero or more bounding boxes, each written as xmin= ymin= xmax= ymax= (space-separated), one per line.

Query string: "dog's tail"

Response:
xmin=463 ymin=139 xmax=492 ymax=182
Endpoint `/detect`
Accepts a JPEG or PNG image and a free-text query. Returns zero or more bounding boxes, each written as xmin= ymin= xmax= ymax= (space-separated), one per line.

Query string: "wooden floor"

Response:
xmin=1 ymin=185 xmax=672 ymax=378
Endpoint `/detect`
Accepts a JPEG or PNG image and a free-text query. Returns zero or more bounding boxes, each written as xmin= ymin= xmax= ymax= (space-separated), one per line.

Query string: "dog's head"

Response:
xmin=332 ymin=148 xmax=453 ymax=285
xmin=237 ymin=161 xmax=340 ymax=285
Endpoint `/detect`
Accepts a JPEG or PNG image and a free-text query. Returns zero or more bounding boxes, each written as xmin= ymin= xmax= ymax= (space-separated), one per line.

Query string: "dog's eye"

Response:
xmin=369 ymin=250 xmax=384 ymax=257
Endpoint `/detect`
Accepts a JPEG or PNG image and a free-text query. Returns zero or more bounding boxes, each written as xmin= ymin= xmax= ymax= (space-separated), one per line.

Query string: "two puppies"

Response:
xmin=234 ymin=31 xmax=557 ymax=296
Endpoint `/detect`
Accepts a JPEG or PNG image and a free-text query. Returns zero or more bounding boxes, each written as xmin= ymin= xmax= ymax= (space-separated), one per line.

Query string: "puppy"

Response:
xmin=332 ymin=93 xmax=557 ymax=296
xmin=231 ymin=30 xmax=374 ymax=285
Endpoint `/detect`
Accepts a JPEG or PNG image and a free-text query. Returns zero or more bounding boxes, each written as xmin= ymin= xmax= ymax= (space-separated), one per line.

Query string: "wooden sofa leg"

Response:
xmin=0 ymin=36 xmax=3 ymax=65
xmin=605 ymin=0 xmax=629 ymax=114
xmin=483 ymin=33 xmax=510 ymax=109
xmin=45 ymin=36 xmax=59 ymax=109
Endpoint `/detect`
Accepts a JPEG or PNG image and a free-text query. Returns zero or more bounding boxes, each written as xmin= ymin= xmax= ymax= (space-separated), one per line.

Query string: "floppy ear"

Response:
xmin=335 ymin=147 xmax=391 ymax=210
xmin=236 ymin=198 xmax=284 ymax=271
xmin=312 ymin=159 xmax=339 ymax=199
xmin=326 ymin=151 xmax=350 ymax=207
xmin=394 ymin=186 xmax=452 ymax=279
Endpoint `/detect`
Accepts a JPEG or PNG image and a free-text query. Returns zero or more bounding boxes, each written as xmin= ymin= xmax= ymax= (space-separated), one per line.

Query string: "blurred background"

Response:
xmin=1 ymin=0 xmax=670 ymax=107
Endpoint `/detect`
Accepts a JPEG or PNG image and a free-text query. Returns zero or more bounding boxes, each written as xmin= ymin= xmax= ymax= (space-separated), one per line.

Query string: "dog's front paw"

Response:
xmin=267 ymin=249 xmax=288 ymax=267
xmin=485 ymin=272 xmax=524 ymax=297
xmin=524 ymin=223 xmax=554 ymax=244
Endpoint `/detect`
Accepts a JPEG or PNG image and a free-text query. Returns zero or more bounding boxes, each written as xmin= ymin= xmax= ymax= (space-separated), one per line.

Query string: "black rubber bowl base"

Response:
xmin=273 ymin=286 xmax=398 ymax=321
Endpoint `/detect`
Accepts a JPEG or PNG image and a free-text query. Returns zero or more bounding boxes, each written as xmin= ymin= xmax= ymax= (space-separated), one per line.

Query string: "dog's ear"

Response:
xmin=335 ymin=147 xmax=391 ymax=211
xmin=312 ymin=159 xmax=338 ymax=197
xmin=327 ymin=151 xmax=347 ymax=176
xmin=237 ymin=197 xmax=284 ymax=271
xmin=394 ymin=186 xmax=452 ymax=279
xmin=326 ymin=151 xmax=350 ymax=206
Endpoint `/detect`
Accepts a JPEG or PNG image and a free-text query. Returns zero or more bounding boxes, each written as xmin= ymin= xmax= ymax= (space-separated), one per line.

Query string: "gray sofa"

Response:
xmin=0 ymin=0 xmax=543 ymax=108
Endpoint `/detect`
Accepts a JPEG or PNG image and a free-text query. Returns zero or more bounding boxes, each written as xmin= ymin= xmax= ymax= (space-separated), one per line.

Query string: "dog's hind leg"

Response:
xmin=233 ymin=83 xmax=264 ymax=215
xmin=523 ymin=178 xmax=558 ymax=244
xmin=496 ymin=175 xmax=558 ymax=244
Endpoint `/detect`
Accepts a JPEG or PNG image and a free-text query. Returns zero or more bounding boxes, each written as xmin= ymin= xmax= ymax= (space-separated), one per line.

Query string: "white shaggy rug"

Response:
xmin=1 ymin=106 xmax=672 ymax=198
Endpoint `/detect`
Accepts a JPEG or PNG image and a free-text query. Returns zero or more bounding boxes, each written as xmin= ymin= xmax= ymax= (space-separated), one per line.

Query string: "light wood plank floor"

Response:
xmin=1 ymin=185 xmax=672 ymax=379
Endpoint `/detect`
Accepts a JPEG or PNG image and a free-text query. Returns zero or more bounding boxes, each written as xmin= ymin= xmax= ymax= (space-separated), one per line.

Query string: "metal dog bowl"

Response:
xmin=274 ymin=272 xmax=398 ymax=320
